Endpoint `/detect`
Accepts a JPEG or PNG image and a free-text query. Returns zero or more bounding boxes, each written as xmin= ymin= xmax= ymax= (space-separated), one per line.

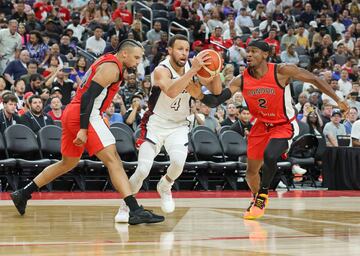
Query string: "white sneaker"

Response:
xmin=292 ymin=164 xmax=307 ymax=175
xmin=157 ymin=176 xmax=175 ymax=213
xmin=277 ymin=181 xmax=287 ymax=188
xmin=114 ymin=200 xmax=129 ymax=223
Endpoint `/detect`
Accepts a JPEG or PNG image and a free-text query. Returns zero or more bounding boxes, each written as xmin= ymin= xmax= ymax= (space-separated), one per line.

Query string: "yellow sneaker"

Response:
xmin=243 ymin=193 xmax=268 ymax=220
xmin=243 ymin=197 xmax=256 ymax=219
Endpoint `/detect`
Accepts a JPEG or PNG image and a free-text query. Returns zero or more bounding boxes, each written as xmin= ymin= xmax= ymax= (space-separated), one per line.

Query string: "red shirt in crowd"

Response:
xmin=112 ymin=9 xmax=133 ymax=25
xmin=264 ymin=38 xmax=280 ymax=54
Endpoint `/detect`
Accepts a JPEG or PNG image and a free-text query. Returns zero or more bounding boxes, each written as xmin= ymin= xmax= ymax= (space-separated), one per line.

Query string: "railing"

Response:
xmin=134 ymin=0 xmax=153 ymax=30
xmin=169 ymin=21 xmax=190 ymax=40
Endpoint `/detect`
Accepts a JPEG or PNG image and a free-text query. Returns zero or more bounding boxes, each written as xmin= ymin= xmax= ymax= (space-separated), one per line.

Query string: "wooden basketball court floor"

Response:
xmin=1 ymin=190 xmax=360 ymax=255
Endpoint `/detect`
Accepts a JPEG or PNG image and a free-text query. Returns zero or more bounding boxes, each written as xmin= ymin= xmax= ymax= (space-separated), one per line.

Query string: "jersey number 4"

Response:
xmin=171 ymin=98 xmax=181 ymax=111
xmin=258 ymin=98 xmax=267 ymax=109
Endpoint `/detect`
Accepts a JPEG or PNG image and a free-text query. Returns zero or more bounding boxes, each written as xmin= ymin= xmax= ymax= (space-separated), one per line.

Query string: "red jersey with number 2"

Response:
xmin=242 ymin=63 xmax=294 ymax=124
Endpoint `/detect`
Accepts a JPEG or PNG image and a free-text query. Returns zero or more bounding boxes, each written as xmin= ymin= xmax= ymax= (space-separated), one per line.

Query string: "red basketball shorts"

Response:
xmin=247 ymin=119 xmax=299 ymax=160
xmin=61 ymin=104 xmax=115 ymax=158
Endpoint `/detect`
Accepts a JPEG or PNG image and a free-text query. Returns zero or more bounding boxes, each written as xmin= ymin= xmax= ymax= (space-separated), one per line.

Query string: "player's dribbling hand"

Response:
xmin=73 ymin=129 xmax=87 ymax=147
xmin=191 ymin=51 xmax=212 ymax=73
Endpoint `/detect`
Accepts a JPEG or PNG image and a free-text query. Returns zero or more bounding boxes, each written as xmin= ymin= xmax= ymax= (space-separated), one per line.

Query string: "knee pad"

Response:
xmin=135 ymin=159 xmax=153 ymax=181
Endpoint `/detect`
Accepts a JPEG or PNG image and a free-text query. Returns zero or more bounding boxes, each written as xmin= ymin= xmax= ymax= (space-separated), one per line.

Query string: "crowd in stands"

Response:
xmin=0 ymin=0 xmax=359 ymax=180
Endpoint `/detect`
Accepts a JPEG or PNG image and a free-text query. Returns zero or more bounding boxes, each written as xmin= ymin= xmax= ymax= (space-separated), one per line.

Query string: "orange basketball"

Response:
xmin=196 ymin=49 xmax=222 ymax=79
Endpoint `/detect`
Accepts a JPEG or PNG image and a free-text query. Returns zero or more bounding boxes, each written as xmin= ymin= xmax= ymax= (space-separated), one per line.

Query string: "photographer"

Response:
xmin=45 ymin=66 xmax=75 ymax=105
xmin=124 ymin=94 xmax=143 ymax=131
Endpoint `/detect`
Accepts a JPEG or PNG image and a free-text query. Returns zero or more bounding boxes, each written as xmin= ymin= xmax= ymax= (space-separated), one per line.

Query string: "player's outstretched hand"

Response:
xmin=186 ymin=81 xmax=202 ymax=99
xmin=73 ymin=129 xmax=88 ymax=147
xmin=191 ymin=51 xmax=212 ymax=73
xmin=337 ymin=99 xmax=350 ymax=116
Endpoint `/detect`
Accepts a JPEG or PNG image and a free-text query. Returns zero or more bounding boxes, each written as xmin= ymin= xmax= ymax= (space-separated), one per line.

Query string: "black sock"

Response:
xmin=23 ymin=181 xmax=38 ymax=196
xmin=124 ymin=195 xmax=141 ymax=212
xmin=258 ymin=187 xmax=268 ymax=195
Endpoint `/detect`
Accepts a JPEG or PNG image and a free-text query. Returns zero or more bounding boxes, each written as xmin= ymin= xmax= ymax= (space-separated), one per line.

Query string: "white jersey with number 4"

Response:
xmin=147 ymin=56 xmax=192 ymax=127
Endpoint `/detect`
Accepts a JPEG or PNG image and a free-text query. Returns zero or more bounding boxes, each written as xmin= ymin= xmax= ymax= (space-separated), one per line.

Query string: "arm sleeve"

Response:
xmin=80 ymin=80 xmax=104 ymax=129
xmin=201 ymin=88 xmax=232 ymax=108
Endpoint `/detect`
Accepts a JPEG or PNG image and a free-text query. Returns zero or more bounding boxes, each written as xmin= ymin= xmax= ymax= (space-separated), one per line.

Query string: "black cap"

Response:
xmin=331 ymin=109 xmax=342 ymax=117
xmin=247 ymin=39 xmax=270 ymax=52
xmin=51 ymin=86 xmax=63 ymax=95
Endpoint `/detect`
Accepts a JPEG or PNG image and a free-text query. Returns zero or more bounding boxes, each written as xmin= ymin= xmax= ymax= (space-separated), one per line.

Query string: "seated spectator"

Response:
xmin=280 ymin=44 xmax=299 ymax=65
xmin=0 ymin=93 xmax=21 ymax=133
xmin=228 ymin=37 xmax=247 ymax=67
xmin=94 ymin=0 xmax=112 ymax=30
xmin=338 ymin=70 xmax=353 ymax=97
xmin=13 ymin=79 xmax=25 ymax=110
xmin=351 ymin=119 xmax=360 ymax=147
xmin=146 ymin=21 xmax=163 ymax=45
xmin=20 ymin=95 xmax=54 ymax=133
xmin=197 ymin=103 xmax=220 ymax=133
xmin=18 ymin=91 xmax=33 ymax=116
xmin=323 ymin=109 xmax=347 ymax=147
xmin=59 ymin=34 xmax=76 ymax=61
xmin=69 ymin=56 xmax=87 ymax=82
xmin=295 ymin=92 xmax=309 ymax=112
xmin=221 ymin=103 xmax=238 ymax=126
xmin=106 ymin=17 xmax=128 ymax=42
xmin=20 ymin=60 xmax=39 ymax=86
xmin=320 ymin=103 xmax=333 ymax=126
xmin=3 ymin=50 xmax=30 ymax=85
xmin=85 ymin=26 xmax=106 ymax=56
xmin=306 ymin=110 xmax=323 ymax=136
xmin=43 ymin=86 xmax=63 ymax=113
xmin=46 ymin=96 xmax=63 ymax=121
xmin=103 ymin=101 xmax=123 ymax=125
xmin=346 ymin=89 xmax=360 ymax=115
xmin=124 ymin=94 xmax=142 ymax=131
xmin=103 ymin=34 xmax=119 ymax=54
xmin=321 ymin=79 xmax=344 ymax=108
xmin=112 ymin=0 xmax=133 ymax=26
xmin=45 ymin=67 xmax=75 ymax=105
xmin=25 ymin=74 xmax=43 ymax=95
xmin=120 ymin=73 xmax=143 ymax=109
xmin=344 ymin=107 xmax=359 ymax=134
xmin=230 ymin=106 xmax=252 ymax=137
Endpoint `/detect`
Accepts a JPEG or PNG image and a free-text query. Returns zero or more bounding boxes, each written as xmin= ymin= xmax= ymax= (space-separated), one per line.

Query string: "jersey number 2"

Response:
xmin=258 ymin=98 xmax=267 ymax=109
xmin=171 ymin=98 xmax=181 ymax=111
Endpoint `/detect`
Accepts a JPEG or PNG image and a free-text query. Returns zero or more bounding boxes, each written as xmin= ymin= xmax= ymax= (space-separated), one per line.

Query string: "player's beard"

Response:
xmin=172 ymin=54 xmax=186 ymax=67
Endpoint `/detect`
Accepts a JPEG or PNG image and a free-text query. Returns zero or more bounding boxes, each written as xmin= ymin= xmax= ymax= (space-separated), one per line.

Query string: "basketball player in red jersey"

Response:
xmin=10 ymin=40 xmax=164 ymax=225
xmin=187 ymin=40 xmax=349 ymax=220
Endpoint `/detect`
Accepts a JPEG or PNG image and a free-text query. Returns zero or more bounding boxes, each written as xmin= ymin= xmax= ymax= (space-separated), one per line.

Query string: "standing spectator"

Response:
xmin=112 ymin=0 xmax=133 ymax=26
xmin=46 ymin=96 xmax=63 ymax=121
xmin=0 ymin=93 xmax=21 ymax=133
xmin=351 ymin=119 xmax=360 ymax=147
xmin=85 ymin=26 xmax=106 ymax=56
xmin=20 ymin=94 xmax=54 ymax=133
xmin=11 ymin=1 xmax=27 ymax=24
xmin=0 ymin=20 xmax=22 ymax=75
xmin=66 ymin=12 xmax=85 ymax=43
xmin=344 ymin=107 xmax=359 ymax=134
xmin=323 ymin=109 xmax=347 ymax=147
xmin=3 ymin=49 xmax=30 ymax=85
xmin=26 ymin=30 xmax=49 ymax=67
xmin=338 ymin=70 xmax=353 ymax=98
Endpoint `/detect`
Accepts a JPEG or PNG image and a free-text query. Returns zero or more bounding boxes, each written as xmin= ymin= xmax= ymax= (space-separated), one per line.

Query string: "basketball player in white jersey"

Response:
xmin=115 ymin=34 xmax=222 ymax=222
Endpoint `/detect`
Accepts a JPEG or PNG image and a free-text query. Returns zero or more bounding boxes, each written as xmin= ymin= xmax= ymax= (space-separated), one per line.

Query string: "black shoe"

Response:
xmin=10 ymin=189 xmax=31 ymax=215
xmin=128 ymin=206 xmax=165 ymax=225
